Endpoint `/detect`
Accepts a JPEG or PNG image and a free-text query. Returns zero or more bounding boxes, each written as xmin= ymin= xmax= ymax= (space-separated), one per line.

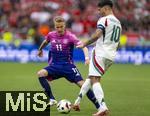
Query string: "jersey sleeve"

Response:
xmin=97 ymin=17 xmax=107 ymax=32
xmin=70 ymin=33 xmax=82 ymax=46
xmin=45 ymin=32 xmax=52 ymax=41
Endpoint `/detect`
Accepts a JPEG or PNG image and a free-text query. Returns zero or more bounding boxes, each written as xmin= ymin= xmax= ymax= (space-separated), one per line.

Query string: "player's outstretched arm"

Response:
xmin=76 ymin=29 xmax=102 ymax=49
xmin=84 ymin=29 xmax=102 ymax=46
xmin=37 ymin=39 xmax=49 ymax=57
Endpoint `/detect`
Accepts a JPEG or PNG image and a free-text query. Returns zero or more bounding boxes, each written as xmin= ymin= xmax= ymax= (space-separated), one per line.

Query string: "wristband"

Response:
xmin=85 ymin=57 xmax=89 ymax=60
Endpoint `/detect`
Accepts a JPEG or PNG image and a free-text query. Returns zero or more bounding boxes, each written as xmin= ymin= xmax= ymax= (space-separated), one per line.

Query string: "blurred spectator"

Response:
xmin=0 ymin=0 xmax=149 ymax=47
xmin=120 ymin=34 xmax=128 ymax=47
xmin=38 ymin=24 xmax=50 ymax=36
xmin=30 ymin=11 xmax=51 ymax=24
xmin=2 ymin=30 xmax=13 ymax=44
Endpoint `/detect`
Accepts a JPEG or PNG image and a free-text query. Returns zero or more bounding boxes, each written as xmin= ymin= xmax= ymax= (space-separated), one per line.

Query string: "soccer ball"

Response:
xmin=57 ymin=99 xmax=72 ymax=113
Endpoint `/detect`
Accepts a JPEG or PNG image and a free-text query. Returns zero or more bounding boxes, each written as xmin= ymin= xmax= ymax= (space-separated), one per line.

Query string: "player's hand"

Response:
xmin=85 ymin=57 xmax=90 ymax=65
xmin=37 ymin=50 xmax=43 ymax=57
xmin=76 ymin=42 xmax=85 ymax=48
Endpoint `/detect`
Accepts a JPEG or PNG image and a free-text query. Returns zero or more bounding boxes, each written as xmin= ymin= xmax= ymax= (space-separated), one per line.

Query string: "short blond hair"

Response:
xmin=53 ymin=16 xmax=65 ymax=23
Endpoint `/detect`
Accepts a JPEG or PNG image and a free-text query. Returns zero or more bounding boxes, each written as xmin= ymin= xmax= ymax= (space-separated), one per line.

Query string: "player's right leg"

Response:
xmin=62 ymin=64 xmax=92 ymax=110
xmin=89 ymin=51 xmax=112 ymax=116
xmin=74 ymin=78 xmax=91 ymax=105
xmin=74 ymin=79 xmax=100 ymax=111
xmin=64 ymin=63 xmax=100 ymax=111
xmin=90 ymin=76 xmax=109 ymax=116
xmin=37 ymin=69 xmax=57 ymax=106
xmin=72 ymin=79 xmax=91 ymax=111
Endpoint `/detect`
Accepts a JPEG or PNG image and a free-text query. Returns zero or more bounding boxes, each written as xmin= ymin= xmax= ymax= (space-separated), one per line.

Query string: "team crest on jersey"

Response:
xmin=51 ymin=40 xmax=56 ymax=43
xmin=63 ymin=39 xmax=68 ymax=44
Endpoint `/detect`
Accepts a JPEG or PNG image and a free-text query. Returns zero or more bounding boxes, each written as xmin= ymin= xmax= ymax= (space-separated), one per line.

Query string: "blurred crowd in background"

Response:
xmin=0 ymin=0 xmax=150 ymax=48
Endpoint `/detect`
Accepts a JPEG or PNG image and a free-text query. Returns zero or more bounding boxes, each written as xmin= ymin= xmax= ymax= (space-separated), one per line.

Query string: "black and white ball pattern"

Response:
xmin=57 ymin=99 xmax=72 ymax=113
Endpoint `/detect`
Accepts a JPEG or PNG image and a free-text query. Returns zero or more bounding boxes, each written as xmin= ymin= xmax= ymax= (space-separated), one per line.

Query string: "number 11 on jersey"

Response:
xmin=56 ymin=44 xmax=62 ymax=51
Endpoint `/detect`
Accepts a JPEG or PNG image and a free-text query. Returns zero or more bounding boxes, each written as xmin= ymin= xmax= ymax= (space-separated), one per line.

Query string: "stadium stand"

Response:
xmin=0 ymin=0 xmax=149 ymax=47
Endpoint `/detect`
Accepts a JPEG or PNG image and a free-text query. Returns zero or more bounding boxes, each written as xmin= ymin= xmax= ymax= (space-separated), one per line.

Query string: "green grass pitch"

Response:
xmin=0 ymin=62 xmax=150 ymax=116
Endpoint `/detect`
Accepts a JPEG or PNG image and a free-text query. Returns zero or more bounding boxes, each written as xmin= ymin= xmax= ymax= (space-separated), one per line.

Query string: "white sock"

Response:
xmin=92 ymin=82 xmax=108 ymax=110
xmin=101 ymin=102 xmax=108 ymax=110
xmin=74 ymin=79 xmax=91 ymax=105
xmin=97 ymin=102 xmax=108 ymax=111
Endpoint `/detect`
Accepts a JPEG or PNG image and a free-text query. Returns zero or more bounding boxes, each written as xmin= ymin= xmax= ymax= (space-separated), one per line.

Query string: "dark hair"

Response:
xmin=98 ymin=0 xmax=113 ymax=8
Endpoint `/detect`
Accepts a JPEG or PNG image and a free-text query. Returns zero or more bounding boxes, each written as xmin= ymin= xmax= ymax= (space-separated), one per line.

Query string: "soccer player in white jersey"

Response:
xmin=73 ymin=0 xmax=122 ymax=116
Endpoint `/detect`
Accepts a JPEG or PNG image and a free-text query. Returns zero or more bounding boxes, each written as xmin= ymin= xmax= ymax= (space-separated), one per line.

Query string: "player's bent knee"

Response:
xmin=37 ymin=69 xmax=48 ymax=77
xmin=77 ymin=80 xmax=84 ymax=87
xmin=90 ymin=76 xmax=100 ymax=85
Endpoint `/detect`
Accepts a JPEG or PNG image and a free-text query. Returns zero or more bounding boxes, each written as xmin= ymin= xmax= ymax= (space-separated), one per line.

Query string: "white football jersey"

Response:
xmin=95 ymin=14 xmax=122 ymax=61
